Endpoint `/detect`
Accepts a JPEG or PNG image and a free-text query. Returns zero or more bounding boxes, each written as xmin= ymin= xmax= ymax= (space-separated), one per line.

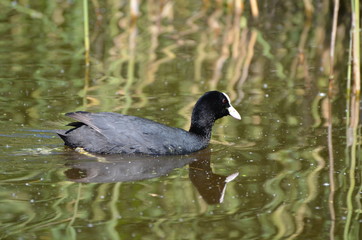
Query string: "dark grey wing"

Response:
xmin=59 ymin=111 xmax=117 ymax=152
xmin=92 ymin=113 xmax=197 ymax=154
xmin=63 ymin=111 xmax=204 ymax=154
xmin=65 ymin=111 xmax=102 ymax=133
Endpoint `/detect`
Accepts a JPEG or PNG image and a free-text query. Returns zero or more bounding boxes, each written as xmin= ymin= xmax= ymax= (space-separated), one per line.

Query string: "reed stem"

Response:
xmin=327 ymin=1 xmax=339 ymax=234
xmin=344 ymin=0 xmax=360 ymax=237
xmin=83 ymin=0 xmax=90 ymax=66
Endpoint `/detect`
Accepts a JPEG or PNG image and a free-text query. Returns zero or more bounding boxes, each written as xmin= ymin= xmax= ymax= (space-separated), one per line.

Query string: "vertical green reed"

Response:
xmin=83 ymin=0 xmax=90 ymax=67
xmin=83 ymin=0 xmax=90 ymax=108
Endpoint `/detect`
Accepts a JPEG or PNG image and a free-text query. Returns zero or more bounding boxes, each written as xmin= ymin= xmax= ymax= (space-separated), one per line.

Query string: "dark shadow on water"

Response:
xmin=189 ymin=151 xmax=239 ymax=204
xmin=64 ymin=149 xmax=238 ymax=204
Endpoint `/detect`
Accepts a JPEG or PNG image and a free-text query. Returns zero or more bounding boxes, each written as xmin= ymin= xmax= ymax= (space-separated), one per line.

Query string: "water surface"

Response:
xmin=0 ymin=1 xmax=359 ymax=239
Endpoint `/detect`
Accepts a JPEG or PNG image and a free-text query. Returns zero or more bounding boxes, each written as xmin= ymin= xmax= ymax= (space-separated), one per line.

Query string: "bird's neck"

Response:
xmin=189 ymin=115 xmax=215 ymax=140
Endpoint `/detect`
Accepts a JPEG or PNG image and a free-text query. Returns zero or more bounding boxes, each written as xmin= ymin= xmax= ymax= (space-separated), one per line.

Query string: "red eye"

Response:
xmin=222 ymin=98 xmax=227 ymax=104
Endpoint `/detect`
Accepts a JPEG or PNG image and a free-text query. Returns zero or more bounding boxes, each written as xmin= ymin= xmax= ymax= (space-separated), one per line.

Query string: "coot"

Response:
xmin=57 ymin=91 xmax=240 ymax=155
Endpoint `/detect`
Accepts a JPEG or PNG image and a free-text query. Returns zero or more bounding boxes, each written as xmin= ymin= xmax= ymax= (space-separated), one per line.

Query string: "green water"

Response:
xmin=0 ymin=1 xmax=360 ymax=239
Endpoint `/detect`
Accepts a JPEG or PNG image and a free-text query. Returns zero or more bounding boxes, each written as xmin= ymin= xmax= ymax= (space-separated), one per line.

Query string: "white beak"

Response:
xmin=228 ymin=105 xmax=241 ymax=120
xmin=222 ymin=92 xmax=241 ymax=120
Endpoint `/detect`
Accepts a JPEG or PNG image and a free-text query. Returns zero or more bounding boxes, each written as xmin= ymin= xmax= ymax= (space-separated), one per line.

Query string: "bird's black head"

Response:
xmin=189 ymin=91 xmax=241 ymax=137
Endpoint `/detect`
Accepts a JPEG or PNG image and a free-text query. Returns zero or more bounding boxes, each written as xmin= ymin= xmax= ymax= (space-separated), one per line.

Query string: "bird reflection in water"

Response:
xmin=64 ymin=149 xmax=238 ymax=204
xmin=188 ymin=150 xmax=238 ymax=204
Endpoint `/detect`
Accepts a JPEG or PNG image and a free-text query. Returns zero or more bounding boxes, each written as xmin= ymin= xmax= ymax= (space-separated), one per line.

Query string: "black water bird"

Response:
xmin=57 ymin=91 xmax=241 ymax=155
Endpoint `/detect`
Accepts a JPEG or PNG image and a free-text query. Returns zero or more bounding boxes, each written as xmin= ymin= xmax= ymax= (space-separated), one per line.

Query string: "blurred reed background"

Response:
xmin=1 ymin=0 xmax=355 ymax=117
xmin=1 ymin=0 xmax=355 ymax=116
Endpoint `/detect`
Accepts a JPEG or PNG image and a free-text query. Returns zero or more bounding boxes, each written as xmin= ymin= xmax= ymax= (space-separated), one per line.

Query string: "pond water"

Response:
xmin=0 ymin=1 xmax=360 ymax=240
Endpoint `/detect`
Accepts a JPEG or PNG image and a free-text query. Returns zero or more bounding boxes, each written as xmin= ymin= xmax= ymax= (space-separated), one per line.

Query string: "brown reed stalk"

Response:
xmin=250 ymin=0 xmax=259 ymax=18
xmin=327 ymin=0 xmax=340 ymax=237
xmin=344 ymin=0 xmax=360 ymax=238
xmin=303 ymin=0 xmax=314 ymax=20
xmin=130 ymin=0 xmax=140 ymax=26
xmin=351 ymin=0 xmax=360 ymax=101
xmin=348 ymin=0 xmax=361 ymax=130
